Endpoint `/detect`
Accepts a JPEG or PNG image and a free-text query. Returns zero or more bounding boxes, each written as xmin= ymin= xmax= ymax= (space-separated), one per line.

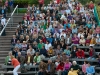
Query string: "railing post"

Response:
xmin=17 ymin=6 xmax=18 ymax=15
xmin=0 ymin=5 xmax=18 ymax=36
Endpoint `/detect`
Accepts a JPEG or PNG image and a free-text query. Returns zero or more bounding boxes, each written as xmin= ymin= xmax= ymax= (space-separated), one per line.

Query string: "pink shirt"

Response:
xmin=82 ymin=64 xmax=88 ymax=73
xmin=63 ymin=62 xmax=71 ymax=70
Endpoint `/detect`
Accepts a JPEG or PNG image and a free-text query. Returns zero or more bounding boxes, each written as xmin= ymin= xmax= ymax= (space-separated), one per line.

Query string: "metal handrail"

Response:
xmin=0 ymin=18 xmax=11 ymax=36
xmin=0 ymin=5 xmax=18 ymax=36
xmin=11 ymin=5 xmax=18 ymax=16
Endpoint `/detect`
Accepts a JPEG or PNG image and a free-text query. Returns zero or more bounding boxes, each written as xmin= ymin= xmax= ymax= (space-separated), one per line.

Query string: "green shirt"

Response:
xmin=38 ymin=43 xmax=44 ymax=50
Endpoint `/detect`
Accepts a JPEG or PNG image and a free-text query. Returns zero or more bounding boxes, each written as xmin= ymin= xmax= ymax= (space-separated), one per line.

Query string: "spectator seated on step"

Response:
xmin=88 ymin=46 xmax=96 ymax=60
xmin=16 ymin=52 xmax=25 ymax=65
xmin=76 ymin=48 xmax=85 ymax=59
xmin=27 ymin=45 xmax=35 ymax=56
xmin=86 ymin=62 xmax=95 ymax=75
xmin=15 ymin=40 xmax=22 ymax=51
xmin=33 ymin=52 xmax=41 ymax=65
xmin=24 ymin=52 xmax=33 ymax=70
xmin=96 ymin=53 xmax=100 ymax=67
xmin=11 ymin=35 xmax=17 ymax=50
xmin=5 ymin=51 xmax=12 ymax=65
xmin=12 ymin=47 xmax=20 ymax=58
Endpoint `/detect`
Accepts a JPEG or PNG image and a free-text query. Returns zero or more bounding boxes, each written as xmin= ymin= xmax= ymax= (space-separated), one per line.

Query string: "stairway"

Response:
xmin=0 ymin=13 xmax=24 ymax=71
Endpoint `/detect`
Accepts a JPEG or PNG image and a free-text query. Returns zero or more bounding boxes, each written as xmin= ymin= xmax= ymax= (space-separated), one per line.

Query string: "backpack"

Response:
xmin=20 ymin=64 xmax=27 ymax=73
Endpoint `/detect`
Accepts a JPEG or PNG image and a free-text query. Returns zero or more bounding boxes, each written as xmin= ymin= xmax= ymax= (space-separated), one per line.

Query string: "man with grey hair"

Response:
xmin=46 ymin=59 xmax=55 ymax=75
xmin=24 ymin=52 xmax=33 ymax=70
xmin=16 ymin=52 xmax=25 ymax=64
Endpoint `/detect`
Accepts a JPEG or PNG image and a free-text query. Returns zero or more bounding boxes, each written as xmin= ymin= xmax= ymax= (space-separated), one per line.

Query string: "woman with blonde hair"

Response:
xmin=11 ymin=55 xmax=20 ymax=75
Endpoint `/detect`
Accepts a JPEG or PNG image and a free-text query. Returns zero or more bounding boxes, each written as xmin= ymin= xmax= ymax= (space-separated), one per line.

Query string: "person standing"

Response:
xmin=8 ymin=0 xmax=13 ymax=13
xmin=38 ymin=0 xmax=44 ymax=10
xmin=11 ymin=55 xmax=20 ymax=75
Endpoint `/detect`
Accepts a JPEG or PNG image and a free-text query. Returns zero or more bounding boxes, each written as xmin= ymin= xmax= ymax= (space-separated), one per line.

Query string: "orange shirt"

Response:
xmin=11 ymin=58 xmax=20 ymax=68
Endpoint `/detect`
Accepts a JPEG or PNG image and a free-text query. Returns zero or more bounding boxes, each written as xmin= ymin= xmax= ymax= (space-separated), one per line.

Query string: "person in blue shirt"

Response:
xmin=72 ymin=26 xmax=78 ymax=34
xmin=86 ymin=62 xmax=95 ymax=75
xmin=8 ymin=0 xmax=13 ymax=12
xmin=86 ymin=21 xmax=92 ymax=29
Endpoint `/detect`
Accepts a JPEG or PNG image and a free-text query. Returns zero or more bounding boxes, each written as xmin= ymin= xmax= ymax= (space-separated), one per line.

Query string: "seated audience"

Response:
xmin=46 ymin=60 xmax=55 ymax=75
xmin=79 ymin=36 xmax=86 ymax=46
xmin=15 ymin=40 xmax=22 ymax=50
xmin=24 ymin=52 xmax=33 ymax=68
xmin=82 ymin=61 xmax=88 ymax=75
xmin=45 ymin=41 xmax=52 ymax=51
xmin=68 ymin=61 xmax=80 ymax=75
xmin=88 ymin=46 xmax=96 ymax=60
xmin=27 ymin=45 xmax=35 ymax=56
xmin=38 ymin=60 xmax=47 ymax=75
xmin=95 ymin=36 xmax=100 ymax=46
xmin=16 ymin=52 xmax=25 ymax=65
xmin=64 ymin=45 xmax=71 ymax=58
xmin=97 ymin=53 xmax=100 ymax=66
xmin=47 ymin=46 xmax=54 ymax=57
xmin=62 ymin=59 xmax=71 ymax=75
xmin=33 ymin=52 xmax=41 ymax=65
xmin=21 ymin=41 xmax=27 ymax=51
xmin=12 ymin=47 xmax=20 ymax=58
xmin=71 ymin=46 xmax=77 ymax=58
xmin=5 ymin=51 xmax=12 ymax=65
xmin=86 ymin=62 xmax=95 ymax=75
xmin=76 ymin=48 xmax=85 ymax=59
xmin=56 ymin=61 xmax=64 ymax=75
xmin=40 ymin=46 xmax=47 ymax=57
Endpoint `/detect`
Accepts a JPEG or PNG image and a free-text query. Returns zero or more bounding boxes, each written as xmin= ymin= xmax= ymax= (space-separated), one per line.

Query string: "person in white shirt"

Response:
xmin=66 ymin=7 xmax=71 ymax=15
xmin=1 ymin=16 xmax=6 ymax=28
xmin=27 ymin=45 xmax=35 ymax=56
xmin=95 ymin=36 xmax=100 ymax=46
xmin=60 ymin=30 xmax=66 ymax=39
xmin=45 ymin=41 xmax=52 ymax=51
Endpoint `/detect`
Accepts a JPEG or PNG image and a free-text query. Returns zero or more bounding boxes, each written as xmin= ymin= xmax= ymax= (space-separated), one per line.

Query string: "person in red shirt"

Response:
xmin=76 ymin=48 xmax=85 ymax=59
xmin=56 ymin=61 xmax=64 ymax=75
xmin=89 ymin=1 xmax=94 ymax=9
xmin=57 ymin=0 xmax=60 ymax=4
xmin=88 ymin=46 xmax=96 ymax=60
xmin=11 ymin=55 xmax=20 ymax=75
xmin=38 ymin=0 xmax=44 ymax=10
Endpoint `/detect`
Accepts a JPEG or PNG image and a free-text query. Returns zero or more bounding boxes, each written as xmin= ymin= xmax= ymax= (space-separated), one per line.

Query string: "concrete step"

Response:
xmin=7 ymin=13 xmax=24 ymax=16
xmin=0 ymin=36 xmax=12 ymax=38
xmin=6 ymin=31 xmax=15 ymax=35
xmin=6 ymin=27 xmax=17 ymax=31
xmin=0 ymin=48 xmax=10 ymax=50
xmin=0 ymin=46 xmax=11 ymax=48
xmin=0 ymin=40 xmax=11 ymax=43
xmin=0 ymin=51 xmax=10 ymax=54
xmin=0 ymin=53 xmax=8 ymax=56
xmin=7 ymin=24 xmax=17 ymax=27
xmin=0 ymin=49 xmax=10 ymax=51
xmin=7 ymin=16 xmax=23 ymax=18
xmin=0 ymin=44 xmax=11 ymax=46
xmin=0 ymin=37 xmax=12 ymax=39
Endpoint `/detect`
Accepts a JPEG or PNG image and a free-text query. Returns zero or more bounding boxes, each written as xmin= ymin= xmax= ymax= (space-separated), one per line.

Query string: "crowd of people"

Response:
xmin=0 ymin=0 xmax=13 ymax=36
xmin=5 ymin=0 xmax=100 ymax=75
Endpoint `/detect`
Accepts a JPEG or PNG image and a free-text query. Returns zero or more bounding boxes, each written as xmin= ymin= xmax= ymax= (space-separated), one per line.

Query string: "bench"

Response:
xmin=2 ymin=64 xmax=100 ymax=75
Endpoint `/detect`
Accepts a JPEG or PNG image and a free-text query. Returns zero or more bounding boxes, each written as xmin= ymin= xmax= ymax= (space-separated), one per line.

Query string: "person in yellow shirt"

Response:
xmin=70 ymin=21 xmax=76 ymax=29
xmin=90 ymin=36 xmax=96 ymax=46
xmin=48 ymin=46 xmax=54 ymax=57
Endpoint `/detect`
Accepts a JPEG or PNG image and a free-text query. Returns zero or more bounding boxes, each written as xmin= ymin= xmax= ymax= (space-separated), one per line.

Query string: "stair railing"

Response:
xmin=0 ymin=5 xmax=18 ymax=36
